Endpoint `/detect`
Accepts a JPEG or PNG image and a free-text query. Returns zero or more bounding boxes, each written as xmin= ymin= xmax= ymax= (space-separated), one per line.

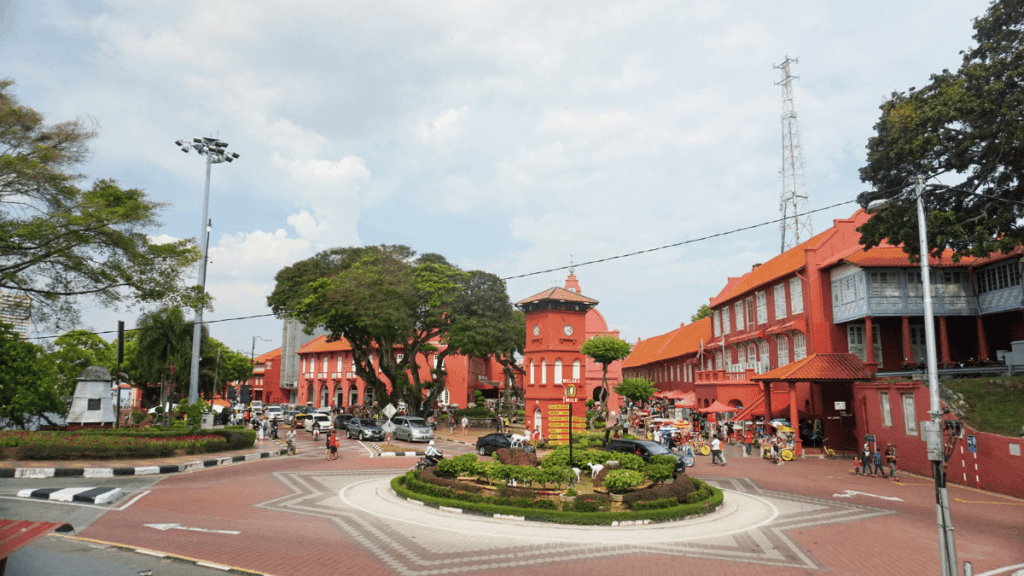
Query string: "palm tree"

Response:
xmin=132 ymin=306 xmax=201 ymax=406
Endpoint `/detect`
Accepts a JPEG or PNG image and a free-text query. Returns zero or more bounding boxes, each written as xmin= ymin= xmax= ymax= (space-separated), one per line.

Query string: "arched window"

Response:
xmin=737 ymin=345 xmax=747 ymax=366
xmin=530 ymin=361 xmax=535 ymax=384
xmin=541 ymin=359 xmax=547 ymax=384
xmin=793 ymin=332 xmax=807 ymax=361
xmin=322 ymin=357 xmax=328 ymax=372
xmin=554 ymin=359 xmax=563 ymax=384
xmin=777 ymin=335 xmax=790 ymax=367
xmin=337 ymin=356 xmax=343 ymax=372
xmin=572 ymin=359 xmax=581 ymax=380
xmin=715 ymin=350 xmax=723 ymax=370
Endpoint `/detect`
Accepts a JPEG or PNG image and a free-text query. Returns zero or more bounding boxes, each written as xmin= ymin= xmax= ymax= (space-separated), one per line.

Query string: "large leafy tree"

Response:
xmin=858 ymin=0 xmax=1024 ymax=259
xmin=614 ymin=377 xmax=657 ymax=406
xmin=268 ymin=245 xmax=522 ymax=416
xmin=580 ymin=334 xmax=633 ymax=421
xmin=0 ymin=79 xmax=202 ymax=329
xmin=50 ymin=329 xmax=116 ymax=399
xmin=0 ymin=322 xmax=62 ymax=428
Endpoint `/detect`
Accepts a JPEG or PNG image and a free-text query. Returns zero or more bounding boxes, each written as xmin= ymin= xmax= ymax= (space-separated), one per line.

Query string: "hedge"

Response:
xmin=392 ymin=471 xmax=724 ymax=525
xmin=0 ymin=428 xmax=255 ymax=460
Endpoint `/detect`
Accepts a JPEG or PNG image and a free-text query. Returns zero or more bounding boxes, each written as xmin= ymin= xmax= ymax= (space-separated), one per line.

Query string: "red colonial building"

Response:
xmin=624 ymin=209 xmax=1024 ymax=496
xmin=293 ymin=335 xmax=513 ymax=411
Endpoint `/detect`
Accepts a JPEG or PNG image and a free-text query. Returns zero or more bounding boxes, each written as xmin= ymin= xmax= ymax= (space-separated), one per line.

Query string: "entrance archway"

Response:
xmin=533 ymin=407 xmax=542 ymax=437
xmin=305 ymin=384 xmax=314 ymax=405
xmin=349 ymin=387 xmax=359 ymax=407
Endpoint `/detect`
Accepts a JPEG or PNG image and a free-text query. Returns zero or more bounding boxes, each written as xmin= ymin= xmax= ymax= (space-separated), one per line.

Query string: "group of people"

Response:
xmin=856 ymin=442 xmax=900 ymax=479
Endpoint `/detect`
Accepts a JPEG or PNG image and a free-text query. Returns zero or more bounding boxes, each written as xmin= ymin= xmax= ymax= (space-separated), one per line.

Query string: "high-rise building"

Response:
xmin=0 ymin=292 xmax=31 ymax=337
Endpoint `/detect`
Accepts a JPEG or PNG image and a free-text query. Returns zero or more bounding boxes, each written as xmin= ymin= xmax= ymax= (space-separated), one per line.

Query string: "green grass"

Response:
xmin=944 ymin=377 xmax=1024 ymax=437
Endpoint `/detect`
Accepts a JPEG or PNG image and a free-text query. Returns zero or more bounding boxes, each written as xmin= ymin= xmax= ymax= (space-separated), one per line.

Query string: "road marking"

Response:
xmin=976 ymin=562 xmax=1024 ymax=576
xmin=953 ymin=498 xmax=1024 ymax=506
xmin=832 ymin=490 xmax=903 ymax=502
xmin=144 ymin=523 xmax=240 ymax=535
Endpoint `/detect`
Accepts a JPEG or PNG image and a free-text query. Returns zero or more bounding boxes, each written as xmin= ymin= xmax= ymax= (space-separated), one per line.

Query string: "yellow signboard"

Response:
xmin=549 ymin=416 xmax=569 ymax=422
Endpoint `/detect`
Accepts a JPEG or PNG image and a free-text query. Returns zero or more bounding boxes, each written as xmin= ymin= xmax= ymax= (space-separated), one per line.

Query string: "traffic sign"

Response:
xmin=563 ymin=397 xmax=580 ymax=403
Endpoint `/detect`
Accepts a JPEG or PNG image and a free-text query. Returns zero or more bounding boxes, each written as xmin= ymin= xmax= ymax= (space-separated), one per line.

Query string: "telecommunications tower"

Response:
xmin=774 ymin=56 xmax=813 ymax=253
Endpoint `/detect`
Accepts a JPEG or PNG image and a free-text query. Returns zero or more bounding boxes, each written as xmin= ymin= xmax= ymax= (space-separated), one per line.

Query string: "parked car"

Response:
xmin=266 ymin=405 xmax=284 ymax=421
xmin=475 ymin=433 xmax=536 ymax=456
xmin=392 ymin=416 xmax=434 ymax=442
xmin=250 ymin=401 xmax=263 ymax=413
xmin=292 ymin=413 xmax=310 ymax=428
xmin=604 ymin=439 xmax=686 ymax=472
xmin=284 ymin=410 xmax=300 ymax=425
xmin=334 ymin=414 xmax=354 ymax=431
xmin=346 ymin=418 xmax=386 ymax=441
xmin=305 ymin=413 xmax=333 ymax=434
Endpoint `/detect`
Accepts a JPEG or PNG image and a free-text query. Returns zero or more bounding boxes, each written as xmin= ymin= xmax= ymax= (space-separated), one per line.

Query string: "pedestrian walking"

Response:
xmin=885 ymin=443 xmax=899 ymax=480
xmin=449 ymin=413 xmax=456 ymax=435
xmin=711 ymin=436 xmax=723 ymax=465
xmin=873 ymin=448 xmax=885 ymax=477
xmin=461 ymin=416 xmax=469 ymax=437
xmin=860 ymin=443 xmax=872 ymax=476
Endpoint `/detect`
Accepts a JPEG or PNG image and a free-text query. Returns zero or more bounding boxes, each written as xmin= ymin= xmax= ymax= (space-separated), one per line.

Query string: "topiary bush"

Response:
xmin=603 ymin=469 xmax=644 ymax=493
xmin=494 ymin=448 xmax=539 ymax=467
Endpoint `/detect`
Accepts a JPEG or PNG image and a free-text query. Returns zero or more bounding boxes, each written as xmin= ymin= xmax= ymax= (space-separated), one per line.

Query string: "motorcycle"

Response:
xmin=270 ymin=421 xmax=279 ymax=440
xmin=415 ymin=452 xmax=444 ymax=470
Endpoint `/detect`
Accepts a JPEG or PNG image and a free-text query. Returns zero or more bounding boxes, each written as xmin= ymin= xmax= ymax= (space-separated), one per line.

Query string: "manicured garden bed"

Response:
xmin=390 ymin=448 xmax=723 ymax=525
xmin=0 ymin=426 xmax=256 ymax=460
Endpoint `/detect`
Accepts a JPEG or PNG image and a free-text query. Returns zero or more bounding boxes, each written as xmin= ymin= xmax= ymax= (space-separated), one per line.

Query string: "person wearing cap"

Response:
xmin=425 ymin=439 xmax=440 ymax=458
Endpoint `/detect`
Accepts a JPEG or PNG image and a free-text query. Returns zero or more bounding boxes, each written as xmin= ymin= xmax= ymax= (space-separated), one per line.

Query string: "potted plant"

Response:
xmin=562 ymin=487 xmax=578 ymax=502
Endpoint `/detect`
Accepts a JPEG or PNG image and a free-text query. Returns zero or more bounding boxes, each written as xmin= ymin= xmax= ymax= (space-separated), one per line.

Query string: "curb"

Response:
xmin=0 ymin=448 xmax=284 ymax=479
xmin=17 ymin=486 xmax=123 ymax=504
xmin=369 ymin=444 xmax=423 ymax=457
xmin=56 ymin=535 xmax=274 ymax=576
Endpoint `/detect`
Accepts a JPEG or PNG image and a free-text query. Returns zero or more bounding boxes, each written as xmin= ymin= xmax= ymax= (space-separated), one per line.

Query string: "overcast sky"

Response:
xmin=2 ymin=0 xmax=991 ymax=357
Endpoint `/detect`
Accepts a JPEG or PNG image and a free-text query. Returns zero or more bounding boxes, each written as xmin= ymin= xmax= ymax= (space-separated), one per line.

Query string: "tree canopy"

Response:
xmin=0 ymin=79 xmax=202 ymax=329
xmin=268 ymin=245 xmax=523 ymax=415
xmin=614 ymin=377 xmax=657 ymax=405
xmin=857 ymin=0 xmax=1024 ymax=259
xmin=690 ymin=304 xmax=711 ymax=323
xmin=580 ymin=334 xmax=632 ymax=419
xmin=50 ymin=329 xmax=116 ymax=399
xmin=0 ymin=322 xmax=62 ymax=428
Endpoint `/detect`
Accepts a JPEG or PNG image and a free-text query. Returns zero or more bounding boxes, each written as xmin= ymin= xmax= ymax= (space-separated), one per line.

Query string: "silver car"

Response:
xmin=392 ymin=416 xmax=434 ymax=442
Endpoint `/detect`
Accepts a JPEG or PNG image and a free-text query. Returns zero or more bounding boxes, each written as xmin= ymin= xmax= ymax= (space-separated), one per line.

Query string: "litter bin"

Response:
xmin=201 ymin=412 xmax=215 ymax=430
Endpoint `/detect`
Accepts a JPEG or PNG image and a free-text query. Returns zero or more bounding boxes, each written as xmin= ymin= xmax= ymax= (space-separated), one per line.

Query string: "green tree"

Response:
xmin=0 ymin=79 xmax=202 ymax=329
xmin=580 ymin=335 xmax=633 ymax=421
xmin=0 ymin=322 xmax=63 ymax=428
xmin=690 ymin=304 xmax=712 ymax=323
xmin=50 ymin=329 xmax=116 ymax=399
xmin=614 ymin=377 xmax=657 ymax=406
xmin=127 ymin=306 xmax=198 ymax=407
xmin=858 ymin=0 xmax=1024 ymax=259
xmin=268 ymin=245 xmax=522 ymax=416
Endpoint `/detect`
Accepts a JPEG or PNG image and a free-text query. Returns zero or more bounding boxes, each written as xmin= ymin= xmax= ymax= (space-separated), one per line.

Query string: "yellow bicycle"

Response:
xmin=821 ymin=438 xmax=837 ymax=459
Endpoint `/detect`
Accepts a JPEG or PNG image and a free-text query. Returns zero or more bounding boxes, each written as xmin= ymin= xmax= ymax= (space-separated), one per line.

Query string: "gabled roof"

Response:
xmin=622 ymin=317 xmax=713 ymax=368
xmin=297 ymin=334 xmax=352 ymax=354
xmin=254 ymin=348 xmax=282 ymax=363
xmin=839 ymin=244 xmax=972 ymax=268
xmin=709 ymin=229 xmax=831 ymax=306
xmin=751 ymin=353 xmax=874 ymax=382
xmin=516 ymin=286 xmax=598 ymax=306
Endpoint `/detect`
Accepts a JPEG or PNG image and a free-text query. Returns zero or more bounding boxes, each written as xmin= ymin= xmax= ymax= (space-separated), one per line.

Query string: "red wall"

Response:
xmin=854 ymin=380 xmax=1024 ymax=499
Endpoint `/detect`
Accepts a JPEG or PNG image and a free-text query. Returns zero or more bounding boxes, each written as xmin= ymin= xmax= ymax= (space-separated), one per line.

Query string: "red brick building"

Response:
xmin=292 ymin=335 xmax=512 ymax=411
xmin=624 ymin=209 xmax=1024 ymax=495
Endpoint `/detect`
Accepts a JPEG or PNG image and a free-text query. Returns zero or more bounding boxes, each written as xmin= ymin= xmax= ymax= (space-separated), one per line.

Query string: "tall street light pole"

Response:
xmin=174 ymin=137 xmax=240 ymax=405
xmin=867 ymin=175 xmax=958 ymax=576
xmin=251 ymin=336 xmax=270 ymax=405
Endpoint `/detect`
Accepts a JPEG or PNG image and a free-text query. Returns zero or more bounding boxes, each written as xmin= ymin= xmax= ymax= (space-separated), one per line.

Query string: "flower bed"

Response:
xmin=393 ymin=469 xmax=722 ymax=525
xmin=0 ymin=428 xmax=255 ymax=460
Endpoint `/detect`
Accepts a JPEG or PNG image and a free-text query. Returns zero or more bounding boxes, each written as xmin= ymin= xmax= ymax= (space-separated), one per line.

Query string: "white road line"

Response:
xmin=115 ymin=490 xmax=151 ymax=510
xmin=831 ymin=490 xmax=903 ymax=501
xmin=976 ymin=563 xmax=1024 ymax=576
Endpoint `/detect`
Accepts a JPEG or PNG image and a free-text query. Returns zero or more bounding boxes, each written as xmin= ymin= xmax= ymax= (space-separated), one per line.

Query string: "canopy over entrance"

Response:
xmin=699 ymin=400 xmax=735 ymax=413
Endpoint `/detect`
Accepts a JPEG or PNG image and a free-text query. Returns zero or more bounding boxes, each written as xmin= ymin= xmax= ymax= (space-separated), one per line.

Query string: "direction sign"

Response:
xmin=382 ymin=403 xmax=397 ymax=419
xmin=563 ymin=398 xmax=580 ymax=403
xmin=565 ymin=384 xmax=577 ymax=398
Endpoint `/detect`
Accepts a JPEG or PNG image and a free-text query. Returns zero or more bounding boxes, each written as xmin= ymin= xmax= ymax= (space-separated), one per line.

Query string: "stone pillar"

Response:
xmin=902 ymin=316 xmax=913 ymax=365
xmin=976 ymin=316 xmax=989 ymax=361
xmin=939 ymin=316 xmax=951 ymax=366
xmin=789 ymin=382 xmax=801 ymax=456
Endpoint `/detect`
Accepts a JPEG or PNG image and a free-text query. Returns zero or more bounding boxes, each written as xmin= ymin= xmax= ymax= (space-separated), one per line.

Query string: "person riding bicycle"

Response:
xmin=285 ymin=428 xmax=297 ymax=455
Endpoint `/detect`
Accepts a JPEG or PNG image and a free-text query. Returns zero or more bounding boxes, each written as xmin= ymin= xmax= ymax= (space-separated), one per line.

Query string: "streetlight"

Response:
xmin=175 ymin=137 xmax=240 ymax=406
xmin=250 ymin=336 xmax=270 ymax=405
xmin=867 ymin=175 xmax=958 ymax=576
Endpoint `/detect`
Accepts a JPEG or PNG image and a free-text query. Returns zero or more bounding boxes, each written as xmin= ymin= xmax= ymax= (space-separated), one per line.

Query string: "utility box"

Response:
xmin=65 ymin=366 xmax=116 ymax=429
xmin=201 ymin=413 xmax=215 ymax=430
xmin=921 ymin=420 xmax=944 ymax=461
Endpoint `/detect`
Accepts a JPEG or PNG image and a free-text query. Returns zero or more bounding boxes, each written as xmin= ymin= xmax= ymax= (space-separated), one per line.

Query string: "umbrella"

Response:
xmin=699 ymin=400 xmax=735 ymax=414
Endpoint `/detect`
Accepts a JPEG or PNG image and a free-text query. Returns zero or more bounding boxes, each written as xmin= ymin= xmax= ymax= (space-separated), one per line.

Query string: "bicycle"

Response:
xmin=821 ymin=438 xmax=836 ymax=459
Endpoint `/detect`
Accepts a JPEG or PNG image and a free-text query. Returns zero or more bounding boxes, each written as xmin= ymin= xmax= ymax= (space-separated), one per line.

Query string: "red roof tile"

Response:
xmin=622 ymin=317 xmax=713 ymax=368
xmin=751 ymin=353 xmax=874 ymax=381
xmin=709 ymin=229 xmax=831 ymax=306
xmin=254 ymin=348 xmax=282 ymax=363
xmin=516 ymin=286 xmax=598 ymax=306
xmin=297 ymin=335 xmax=352 ymax=354
xmin=840 ymin=244 xmax=972 ymax=268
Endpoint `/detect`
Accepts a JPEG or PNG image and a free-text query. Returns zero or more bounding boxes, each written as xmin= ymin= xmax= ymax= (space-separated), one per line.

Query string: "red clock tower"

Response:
xmin=515 ymin=278 xmax=598 ymax=443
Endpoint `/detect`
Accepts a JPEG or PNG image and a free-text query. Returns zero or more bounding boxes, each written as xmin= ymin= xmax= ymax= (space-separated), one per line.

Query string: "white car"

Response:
xmin=250 ymin=401 xmax=263 ymax=413
xmin=266 ymin=406 xmax=284 ymax=421
xmin=305 ymin=413 xmax=333 ymax=434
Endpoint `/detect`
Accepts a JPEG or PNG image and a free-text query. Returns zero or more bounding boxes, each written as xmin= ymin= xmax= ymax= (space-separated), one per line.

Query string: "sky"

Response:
xmin=1 ymin=0 xmax=992 ymax=358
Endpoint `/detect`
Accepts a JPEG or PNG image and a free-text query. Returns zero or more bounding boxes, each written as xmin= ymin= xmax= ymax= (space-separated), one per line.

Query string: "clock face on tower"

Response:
xmin=563 ymin=324 xmax=574 ymax=336
xmin=533 ymin=325 xmax=540 ymax=336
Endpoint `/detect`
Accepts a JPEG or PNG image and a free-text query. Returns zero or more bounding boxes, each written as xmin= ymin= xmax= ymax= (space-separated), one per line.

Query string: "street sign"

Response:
xmin=565 ymin=384 xmax=577 ymax=398
xmin=865 ymin=434 xmax=876 ymax=443
xmin=383 ymin=403 xmax=397 ymax=419
xmin=967 ymin=435 xmax=977 ymax=453
xmin=563 ymin=397 xmax=580 ymax=403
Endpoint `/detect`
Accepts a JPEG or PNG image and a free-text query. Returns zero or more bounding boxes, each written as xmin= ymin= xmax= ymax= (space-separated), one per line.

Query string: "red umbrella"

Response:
xmin=699 ymin=400 xmax=735 ymax=414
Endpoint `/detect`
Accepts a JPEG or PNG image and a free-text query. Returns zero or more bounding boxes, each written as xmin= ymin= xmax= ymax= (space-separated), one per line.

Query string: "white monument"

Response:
xmin=65 ymin=366 xmax=116 ymax=427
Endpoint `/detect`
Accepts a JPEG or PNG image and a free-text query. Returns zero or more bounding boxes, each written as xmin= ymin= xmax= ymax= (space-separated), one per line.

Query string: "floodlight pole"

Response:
xmin=175 ymin=137 xmax=240 ymax=406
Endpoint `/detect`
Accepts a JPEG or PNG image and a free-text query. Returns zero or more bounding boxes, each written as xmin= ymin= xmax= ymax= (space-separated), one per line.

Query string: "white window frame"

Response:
xmin=756 ymin=291 xmax=768 ymax=324
xmin=776 ymin=335 xmax=789 ymax=367
xmin=322 ymin=357 xmax=328 ymax=372
xmin=793 ymin=332 xmax=806 ymax=361
xmin=336 ymin=356 xmax=343 ymax=372
xmin=774 ymin=283 xmax=787 ymax=319
xmin=721 ymin=306 xmax=731 ymax=334
xmin=745 ymin=298 xmax=756 ymax=331
xmin=737 ymin=345 xmax=747 ymax=366
xmin=758 ymin=339 xmax=769 ymax=373
xmin=713 ymin=310 xmax=722 ymax=336
xmin=530 ymin=360 xmax=535 ymax=384
xmin=541 ymin=359 xmax=547 ymax=384
xmin=789 ymin=277 xmax=804 ymax=314
xmin=572 ymin=359 xmax=581 ymax=380
xmin=715 ymin=350 xmax=723 ymax=370
xmin=901 ymin=393 xmax=918 ymax=434
xmin=735 ymin=302 xmax=745 ymax=332
xmin=554 ymin=359 xmax=563 ymax=384
xmin=880 ymin=391 xmax=893 ymax=427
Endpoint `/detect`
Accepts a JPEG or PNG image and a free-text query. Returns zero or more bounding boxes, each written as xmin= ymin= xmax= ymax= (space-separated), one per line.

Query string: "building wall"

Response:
xmin=854 ymin=379 xmax=1024 ymax=499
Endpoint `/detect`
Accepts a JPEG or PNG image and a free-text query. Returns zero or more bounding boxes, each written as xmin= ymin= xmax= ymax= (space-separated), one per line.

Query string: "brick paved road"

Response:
xmin=19 ymin=437 xmax=1024 ymax=575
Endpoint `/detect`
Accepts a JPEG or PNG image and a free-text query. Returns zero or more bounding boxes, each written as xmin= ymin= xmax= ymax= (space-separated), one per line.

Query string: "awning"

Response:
xmin=699 ymin=400 xmax=735 ymax=413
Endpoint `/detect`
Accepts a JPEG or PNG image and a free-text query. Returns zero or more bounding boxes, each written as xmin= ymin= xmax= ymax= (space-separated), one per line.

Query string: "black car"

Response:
xmin=334 ymin=414 xmax=354 ymax=431
xmin=475 ymin=433 xmax=536 ymax=456
xmin=605 ymin=439 xmax=686 ymax=472
xmin=346 ymin=418 xmax=386 ymax=441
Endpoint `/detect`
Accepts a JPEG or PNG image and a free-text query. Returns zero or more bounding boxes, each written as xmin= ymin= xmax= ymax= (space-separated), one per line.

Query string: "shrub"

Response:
xmin=494 ymin=448 xmax=539 ymax=467
xmin=570 ymin=496 xmax=609 ymax=513
xmin=565 ymin=487 xmax=578 ymax=497
xmin=603 ymin=469 xmax=644 ymax=493
xmin=615 ymin=453 xmax=646 ymax=471
xmin=628 ymin=497 xmax=678 ymax=511
xmin=644 ymin=462 xmax=675 ymax=484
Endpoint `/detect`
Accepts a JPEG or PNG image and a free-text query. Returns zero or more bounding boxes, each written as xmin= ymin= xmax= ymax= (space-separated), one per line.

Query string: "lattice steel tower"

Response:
xmin=774 ymin=56 xmax=813 ymax=253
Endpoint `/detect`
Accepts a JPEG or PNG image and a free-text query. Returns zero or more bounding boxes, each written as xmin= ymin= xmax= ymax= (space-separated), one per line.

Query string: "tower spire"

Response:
xmin=774 ymin=56 xmax=813 ymax=253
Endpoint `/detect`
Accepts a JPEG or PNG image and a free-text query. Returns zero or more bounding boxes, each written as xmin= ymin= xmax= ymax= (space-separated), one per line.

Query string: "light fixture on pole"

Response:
xmin=867 ymin=175 xmax=959 ymax=576
xmin=175 ymin=137 xmax=240 ymax=406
